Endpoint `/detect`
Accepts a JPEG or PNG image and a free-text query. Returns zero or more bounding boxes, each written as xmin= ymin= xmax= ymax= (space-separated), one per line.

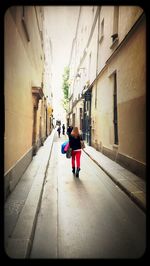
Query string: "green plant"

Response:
xmin=62 ymin=66 xmax=70 ymax=111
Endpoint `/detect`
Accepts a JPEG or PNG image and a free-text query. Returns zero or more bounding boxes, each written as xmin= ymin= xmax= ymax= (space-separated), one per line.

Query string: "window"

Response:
xmin=111 ymin=6 xmax=119 ymax=43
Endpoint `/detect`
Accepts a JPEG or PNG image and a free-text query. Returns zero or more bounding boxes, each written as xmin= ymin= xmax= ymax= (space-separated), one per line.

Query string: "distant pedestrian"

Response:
xmin=69 ymin=127 xmax=84 ymax=178
xmin=67 ymin=125 xmax=73 ymax=138
xmin=57 ymin=126 xmax=61 ymax=138
xmin=62 ymin=124 xmax=65 ymax=135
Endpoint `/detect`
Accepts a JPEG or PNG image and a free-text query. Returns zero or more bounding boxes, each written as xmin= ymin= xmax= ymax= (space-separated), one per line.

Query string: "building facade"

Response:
xmin=68 ymin=6 xmax=146 ymax=178
xmin=42 ymin=10 xmax=54 ymax=136
xmin=4 ymin=6 xmax=53 ymax=199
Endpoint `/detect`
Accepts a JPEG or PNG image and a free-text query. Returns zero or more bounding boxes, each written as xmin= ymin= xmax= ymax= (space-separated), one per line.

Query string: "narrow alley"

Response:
xmin=4 ymin=129 xmax=146 ymax=259
xmin=29 ymin=132 xmax=145 ymax=259
xmin=4 ymin=5 xmax=146 ymax=260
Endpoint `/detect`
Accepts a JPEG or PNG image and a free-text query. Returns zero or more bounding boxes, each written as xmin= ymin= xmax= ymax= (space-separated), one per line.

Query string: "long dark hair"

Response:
xmin=71 ymin=127 xmax=80 ymax=138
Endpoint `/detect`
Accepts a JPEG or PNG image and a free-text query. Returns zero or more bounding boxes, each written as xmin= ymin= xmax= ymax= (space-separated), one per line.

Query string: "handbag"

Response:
xmin=64 ymin=142 xmax=70 ymax=152
xmin=66 ymin=147 xmax=72 ymax=158
xmin=80 ymin=140 xmax=85 ymax=149
xmin=61 ymin=140 xmax=69 ymax=154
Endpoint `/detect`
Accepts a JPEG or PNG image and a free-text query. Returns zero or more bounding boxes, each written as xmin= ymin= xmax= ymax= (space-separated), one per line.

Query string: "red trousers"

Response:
xmin=71 ymin=150 xmax=81 ymax=168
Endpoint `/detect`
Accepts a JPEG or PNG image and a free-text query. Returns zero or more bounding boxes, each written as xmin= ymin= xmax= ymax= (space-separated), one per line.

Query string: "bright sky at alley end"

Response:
xmin=44 ymin=6 xmax=80 ymax=115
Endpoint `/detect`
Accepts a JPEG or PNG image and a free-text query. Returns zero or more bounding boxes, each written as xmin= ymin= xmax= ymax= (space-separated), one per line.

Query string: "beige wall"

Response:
xmin=116 ymin=19 xmax=146 ymax=162
xmin=118 ymin=6 xmax=143 ymax=43
xmin=72 ymin=100 xmax=84 ymax=130
xmin=98 ymin=6 xmax=143 ymax=74
xmin=87 ymin=21 xmax=98 ymax=84
xmin=98 ymin=6 xmax=113 ymax=73
xmin=5 ymin=10 xmax=32 ymax=172
xmin=91 ymin=68 xmax=114 ymax=150
xmin=69 ymin=6 xmax=144 ymax=97
xmin=4 ymin=7 xmax=44 ymax=174
xmin=92 ymin=15 xmax=146 ymax=165
xmin=68 ymin=6 xmax=146 ymax=177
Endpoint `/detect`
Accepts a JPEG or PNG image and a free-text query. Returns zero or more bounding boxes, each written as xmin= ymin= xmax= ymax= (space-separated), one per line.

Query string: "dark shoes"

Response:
xmin=72 ymin=167 xmax=75 ymax=174
xmin=76 ymin=168 xmax=80 ymax=178
xmin=72 ymin=167 xmax=80 ymax=177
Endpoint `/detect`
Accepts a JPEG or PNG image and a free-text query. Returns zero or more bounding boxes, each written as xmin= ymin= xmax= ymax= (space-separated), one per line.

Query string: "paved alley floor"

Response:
xmin=30 ymin=133 xmax=146 ymax=259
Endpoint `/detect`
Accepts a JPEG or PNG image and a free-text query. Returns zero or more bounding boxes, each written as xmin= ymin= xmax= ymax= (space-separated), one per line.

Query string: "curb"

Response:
xmin=5 ymin=130 xmax=56 ymax=258
xmin=83 ymin=149 xmax=146 ymax=213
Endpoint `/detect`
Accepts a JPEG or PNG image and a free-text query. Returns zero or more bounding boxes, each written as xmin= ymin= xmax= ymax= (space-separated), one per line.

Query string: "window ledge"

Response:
xmin=110 ymin=37 xmax=119 ymax=49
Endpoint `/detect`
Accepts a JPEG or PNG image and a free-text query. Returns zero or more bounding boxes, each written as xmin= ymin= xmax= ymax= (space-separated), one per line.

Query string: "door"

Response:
xmin=83 ymin=90 xmax=91 ymax=145
xmin=32 ymin=106 xmax=37 ymax=155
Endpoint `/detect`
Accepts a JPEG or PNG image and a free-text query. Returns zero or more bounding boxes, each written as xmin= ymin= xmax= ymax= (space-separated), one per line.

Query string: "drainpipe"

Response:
xmin=21 ymin=6 xmax=30 ymax=42
xmin=95 ymin=6 xmax=101 ymax=108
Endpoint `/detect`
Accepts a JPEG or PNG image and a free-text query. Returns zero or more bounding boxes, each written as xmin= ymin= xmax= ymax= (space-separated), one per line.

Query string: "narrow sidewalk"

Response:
xmin=4 ymin=129 xmax=56 ymax=258
xmin=83 ymin=145 xmax=146 ymax=213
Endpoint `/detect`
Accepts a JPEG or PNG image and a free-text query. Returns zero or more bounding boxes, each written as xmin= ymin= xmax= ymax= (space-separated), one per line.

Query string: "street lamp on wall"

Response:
xmin=76 ymin=73 xmax=81 ymax=80
xmin=75 ymin=67 xmax=86 ymax=80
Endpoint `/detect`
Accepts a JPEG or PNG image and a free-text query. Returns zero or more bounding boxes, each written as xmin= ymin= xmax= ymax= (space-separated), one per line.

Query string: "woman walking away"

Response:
xmin=69 ymin=127 xmax=83 ymax=178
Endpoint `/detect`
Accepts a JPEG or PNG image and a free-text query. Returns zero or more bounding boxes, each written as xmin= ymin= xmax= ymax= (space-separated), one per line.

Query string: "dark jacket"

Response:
xmin=57 ymin=126 xmax=61 ymax=132
xmin=67 ymin=126 xmax=73 ymax=136
xmin=69 ymin=134 xmax=83 ymax=150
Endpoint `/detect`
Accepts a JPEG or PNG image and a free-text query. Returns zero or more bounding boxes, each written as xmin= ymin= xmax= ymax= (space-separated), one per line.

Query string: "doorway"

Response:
xmin=83 ymin=89 xmax=92 ymax=145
